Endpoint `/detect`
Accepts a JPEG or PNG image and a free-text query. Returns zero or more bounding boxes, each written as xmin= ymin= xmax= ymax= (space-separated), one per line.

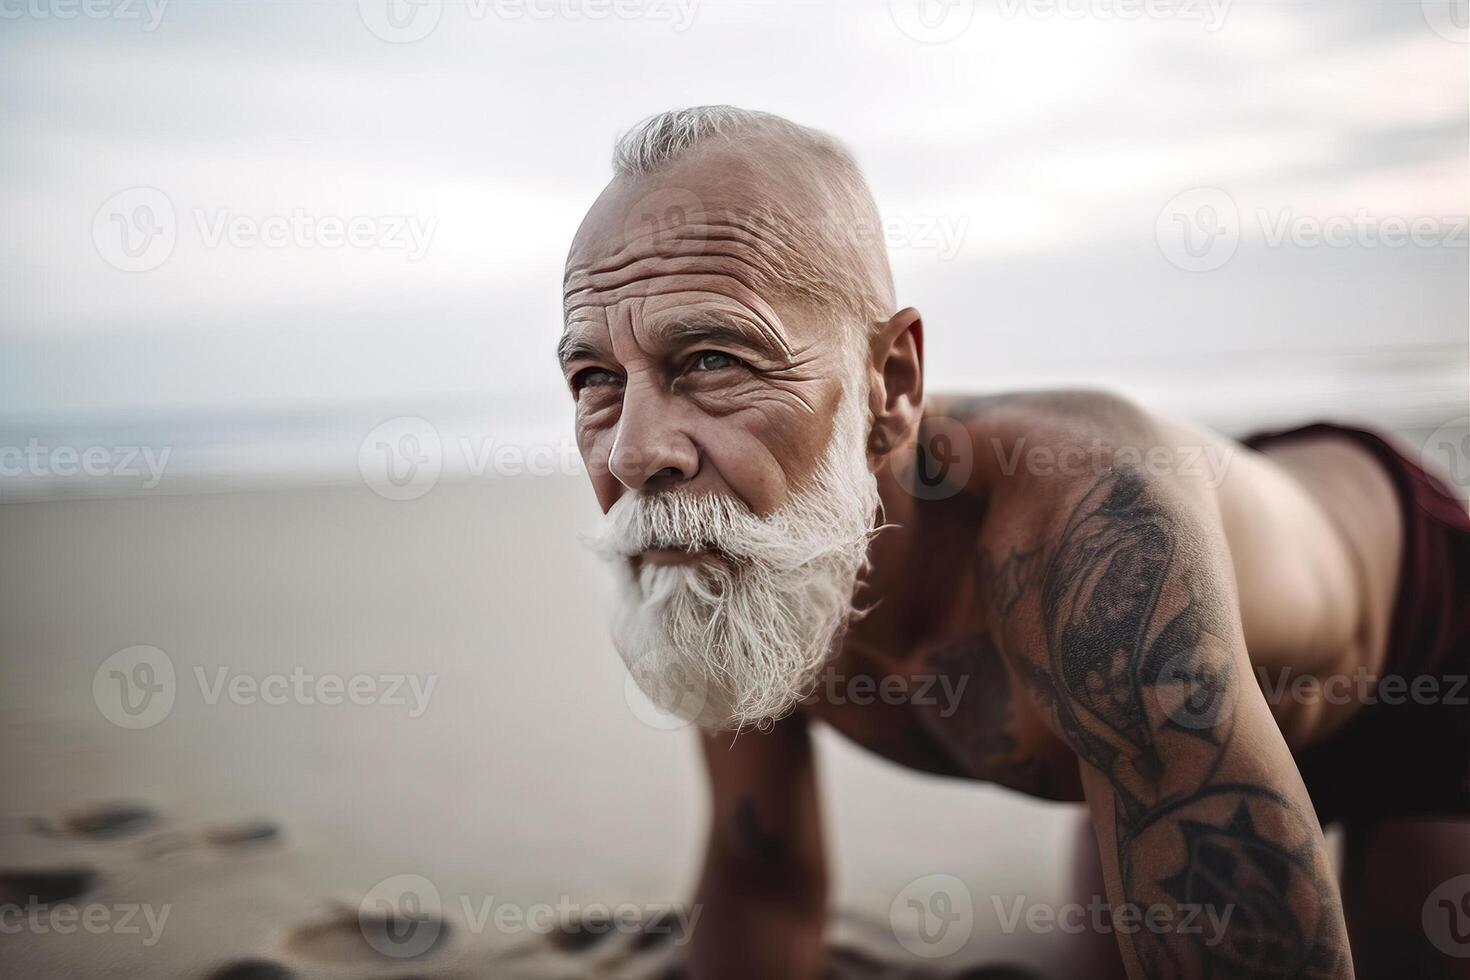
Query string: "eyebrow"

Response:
xmin=556 ymin=312 xmax=790 ymax=368
xmin=556 ymin=331 xmax=600 ymax=367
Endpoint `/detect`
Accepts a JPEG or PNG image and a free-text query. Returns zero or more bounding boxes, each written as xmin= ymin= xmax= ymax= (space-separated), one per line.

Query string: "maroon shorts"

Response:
xmin=1242 ymin=423 xmax=1470 ymax=827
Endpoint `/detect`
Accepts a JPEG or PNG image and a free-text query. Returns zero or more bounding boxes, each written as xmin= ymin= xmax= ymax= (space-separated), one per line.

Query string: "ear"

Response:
xmin=866 ymin=307 xmax=924 ymax=458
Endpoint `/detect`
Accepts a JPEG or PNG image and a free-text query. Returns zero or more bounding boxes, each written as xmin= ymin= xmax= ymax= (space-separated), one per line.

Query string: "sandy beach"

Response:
xmin=3 ymin=0 xmax=1464 ymax=973
xmin=0 ymin=475 xmax=1104 ymax=979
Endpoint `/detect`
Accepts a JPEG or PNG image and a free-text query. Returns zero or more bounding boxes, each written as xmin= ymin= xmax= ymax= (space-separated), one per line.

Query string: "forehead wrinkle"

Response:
xmin=563 ymin=258 xmax=773 ymax=322
xmin=575 ymin=215 xmax=786 ymax=276
xmin=565 ymin=274 xmax=789 ymax=350
xmin=573 ymin=244 xmax=784 ymax=298
xmin=646 ymin=309 xmax=792 ymax=361
xmin=563 ymin=213 xmax=800 ymax=308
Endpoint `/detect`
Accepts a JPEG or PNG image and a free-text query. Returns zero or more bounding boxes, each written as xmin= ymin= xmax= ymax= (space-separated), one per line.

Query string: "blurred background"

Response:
xmin=1 ymin=1 xmax=1466 ymax=977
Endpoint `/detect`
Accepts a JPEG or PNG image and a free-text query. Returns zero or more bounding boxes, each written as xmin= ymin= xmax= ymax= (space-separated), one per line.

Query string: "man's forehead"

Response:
xmin=562 ymin=173 xmax=806 ymax=345
xmin=567 ymin=197 xmax=773 ymax=279
xmin=559 ymin=146 xmax=865 ymax=367
xmin=565 ymin=146 xmax=821 ymax=271
xmin=559 ymin=294 xmax=795 ymax=364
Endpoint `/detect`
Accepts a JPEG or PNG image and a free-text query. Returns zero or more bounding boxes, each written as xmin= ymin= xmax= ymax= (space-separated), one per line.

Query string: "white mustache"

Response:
xmin=590 ymin=483 xmax=875 ymax=571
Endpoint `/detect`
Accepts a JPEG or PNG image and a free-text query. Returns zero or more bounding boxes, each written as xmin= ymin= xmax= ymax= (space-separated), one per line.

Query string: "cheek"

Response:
xmin=576 ymin=425 xmax=621 ymax=513
xmin=696 ymin=404 xmax=833 ymax=517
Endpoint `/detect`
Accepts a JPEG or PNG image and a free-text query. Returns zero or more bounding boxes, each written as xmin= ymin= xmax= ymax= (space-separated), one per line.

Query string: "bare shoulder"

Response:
xmin=932 ymin=389 xmax=1386 ymax=735
xmin=925 ymin=388 xmax=1232 ymax=504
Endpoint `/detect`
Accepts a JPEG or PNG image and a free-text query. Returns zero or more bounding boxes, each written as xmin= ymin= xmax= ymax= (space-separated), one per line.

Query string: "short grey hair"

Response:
xmin=610 ymin=106 xmax=895 ymax=338
xmin=614 ymin=105 xmax=840 ymax=179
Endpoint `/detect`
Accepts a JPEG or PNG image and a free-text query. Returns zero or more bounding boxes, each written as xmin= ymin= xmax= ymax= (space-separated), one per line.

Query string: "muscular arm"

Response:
xmin=979 ymin=418 xmax=1353 ymax=979
xmin=689 ymin=714 xmax=827 ymax=979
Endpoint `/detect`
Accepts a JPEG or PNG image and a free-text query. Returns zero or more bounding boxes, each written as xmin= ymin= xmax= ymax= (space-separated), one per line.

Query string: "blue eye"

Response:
xmin=573 ymin=368 xmax=618 ymax=391
xmin=692 ymin=351 xmax=739 ymax=372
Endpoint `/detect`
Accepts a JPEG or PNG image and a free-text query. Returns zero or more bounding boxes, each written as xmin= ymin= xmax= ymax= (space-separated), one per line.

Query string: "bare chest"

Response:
xmin=803 ymin=604 xmax=1083 ymax=802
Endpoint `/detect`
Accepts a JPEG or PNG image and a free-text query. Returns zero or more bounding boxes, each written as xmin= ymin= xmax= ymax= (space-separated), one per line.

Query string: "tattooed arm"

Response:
xmin=979 ymin=412 xmax=1352 ymax=979
xmin=688 ymin=714 xmax=827 ymax=979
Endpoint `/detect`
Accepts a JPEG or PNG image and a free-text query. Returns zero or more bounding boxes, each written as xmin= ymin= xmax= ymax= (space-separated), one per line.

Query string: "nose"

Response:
xmin=608 ymin=383 xmax=700 ymax=491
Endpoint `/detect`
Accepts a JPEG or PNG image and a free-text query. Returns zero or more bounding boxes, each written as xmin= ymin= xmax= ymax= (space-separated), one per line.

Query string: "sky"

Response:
xmin=0 ymin=0 xmax=1466 ymax=492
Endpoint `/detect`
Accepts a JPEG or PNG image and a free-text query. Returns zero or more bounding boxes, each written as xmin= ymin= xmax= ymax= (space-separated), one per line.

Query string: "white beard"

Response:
xmin=590 ymin=386 xmax=881 ymax=731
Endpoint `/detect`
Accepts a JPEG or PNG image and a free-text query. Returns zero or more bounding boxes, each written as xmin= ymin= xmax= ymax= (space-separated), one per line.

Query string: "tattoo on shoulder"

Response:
xmin=977 ymin=545 xmax=1040 ymax=621
xmin=979 ymin=467 xmax=1347 ymax=978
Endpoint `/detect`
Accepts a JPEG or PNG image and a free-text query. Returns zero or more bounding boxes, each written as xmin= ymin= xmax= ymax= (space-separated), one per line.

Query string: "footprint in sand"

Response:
xmin=205 ymin=958 xmax=433 ymax=980
xmin=544 ymin=908 xmax=619 ymax=954
xmin=204 ymin=959 xmax=297 ymax=980
xmin=141 ymin=820 xmax=283 ymax=861
xmin=34 ymin=801 xmax=157 ymax=839
xmin=0 ymin=868 xmax=98 ymax=905
xmin=628 ymin=907 xmax=684 ymax=953
xmin=284 ymin=905 xmax=451 ymax=965
xmin=949 ymin=966 xmax=1044 ymax=980
xmin=528 ymin=905 xmax=692 ymax=976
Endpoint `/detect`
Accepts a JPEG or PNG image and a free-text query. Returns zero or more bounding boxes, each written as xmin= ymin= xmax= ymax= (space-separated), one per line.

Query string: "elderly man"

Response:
xmin=559 ymin=106 xmax=1470 ymax=979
